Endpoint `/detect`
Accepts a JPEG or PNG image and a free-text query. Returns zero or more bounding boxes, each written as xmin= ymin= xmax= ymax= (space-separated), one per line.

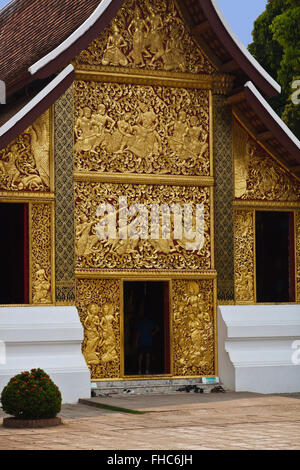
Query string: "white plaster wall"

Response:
xmin=0 ymin=306 xmax=91 ymax=404
xmin=218 ymin=305 xmax=300 ymax=394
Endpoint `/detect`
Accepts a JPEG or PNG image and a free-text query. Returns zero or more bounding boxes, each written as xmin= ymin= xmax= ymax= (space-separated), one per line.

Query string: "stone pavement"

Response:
xmin=1 ymin=392 xmax=300 ymax=450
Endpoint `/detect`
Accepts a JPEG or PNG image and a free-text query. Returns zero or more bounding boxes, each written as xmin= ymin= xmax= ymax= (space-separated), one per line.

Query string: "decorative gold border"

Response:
xmin=74 ymin=68 xmax=234 ymax=93
xmin=75 ymin=270 xmax=217 ymax=280
xmin=74 ymin=171 xmax=214 ymax=187
xmin=233 ymin=200 xmax=300 ymax=210
xmin=209 ymin=90 xmax=214 ymax=178
xmin=0 ymin=192 xmax=54 ymax=202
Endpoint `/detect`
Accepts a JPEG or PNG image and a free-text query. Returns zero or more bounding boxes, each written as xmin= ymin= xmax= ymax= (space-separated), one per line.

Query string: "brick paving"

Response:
xmin=1 ymin=392 xmax=300 ymax=450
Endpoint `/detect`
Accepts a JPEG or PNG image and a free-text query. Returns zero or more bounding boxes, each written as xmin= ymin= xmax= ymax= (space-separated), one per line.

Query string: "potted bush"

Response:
xmin=1 ymin=368 xmax=62 ymax=428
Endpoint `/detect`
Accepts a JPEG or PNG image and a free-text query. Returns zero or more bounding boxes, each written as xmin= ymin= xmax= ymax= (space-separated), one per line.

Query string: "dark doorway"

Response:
xmin=256 ymin=211 xmax=294 ymax=303
xmin=123 ymin=281 xmax=170 ymax=376
xmin=0 ymin=203 xmax=28 ymax=304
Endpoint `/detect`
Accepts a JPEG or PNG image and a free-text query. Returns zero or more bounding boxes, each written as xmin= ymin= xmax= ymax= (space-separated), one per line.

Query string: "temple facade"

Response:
xmin=0 ymin=0 xmax=299 ymax=401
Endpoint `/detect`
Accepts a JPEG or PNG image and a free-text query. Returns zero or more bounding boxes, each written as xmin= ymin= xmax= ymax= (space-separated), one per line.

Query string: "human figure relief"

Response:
xmin=187 ymin=116 xmax=208 ymax=160
xmin=75 ymin=107 xmax=99 ymax=153
xmin=76 ymin=214 xmax=99 ymax=257
xmin=128 ymin=7 xmax=148 ymax=67
xmin=33 ymin=264 xmax=51 ymax=304
xmin=163 ymin=23 xmax=186 ymax=72
xmin=84 ymin=303 xmax=100 ymax=365
xmin=167 ymin=110 xmax=190 ymax=159
xmin=0 ymin=143 xmax=21 ymax=186
xmin=144 ymin=3 xmax=165 ymax=66
xmin=99 ymin=303 xmax=118 ymax=364
xmin=107 ymin=113 xmax=134 ymax=154
xmin=102 ymin=23 xmax=128 ymax=67
xmin=128 ymin=105 xmax=161 ymax=160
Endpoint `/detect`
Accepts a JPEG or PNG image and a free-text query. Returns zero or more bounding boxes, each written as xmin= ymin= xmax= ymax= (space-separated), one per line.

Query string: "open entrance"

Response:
xmin=256 ymin=211 xmax=294 ymax=303
xmin=123 ymin=281 xmax=170 ymax=376
xmin=0 ymin=203 xmax=28 ymax=304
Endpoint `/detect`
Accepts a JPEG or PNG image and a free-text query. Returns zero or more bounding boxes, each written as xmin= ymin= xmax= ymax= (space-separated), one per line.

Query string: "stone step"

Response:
xmin=91 ymin=378 xmax=221 ymax=396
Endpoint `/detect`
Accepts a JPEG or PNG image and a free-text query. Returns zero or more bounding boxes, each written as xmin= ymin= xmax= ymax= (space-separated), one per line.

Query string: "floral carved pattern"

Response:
xmin=233 ymin=120 xmax=300 ymax=202
xmin=172 ymin=280 xmax=215 ymax=377
xmin=74 ymin=81 xmax=210 ymax=176
xmin=234 ymin=209 xmax=255 ymax=303
xmin=76 ymin=279 xmax=121 ymax=380
xmin=31 ymin=203 xmax=52 ymax=304
xmin=75 ymin=0 xmax=215 ymax=74
xmin=74 ymin=182 xmax=211 ymax=271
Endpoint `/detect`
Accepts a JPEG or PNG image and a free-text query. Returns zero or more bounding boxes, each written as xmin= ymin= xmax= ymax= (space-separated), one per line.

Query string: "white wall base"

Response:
xmin=218 ymin=305 xmax=300 ymax=394
xmin=0 ymin=306 xmax=91 ymax=404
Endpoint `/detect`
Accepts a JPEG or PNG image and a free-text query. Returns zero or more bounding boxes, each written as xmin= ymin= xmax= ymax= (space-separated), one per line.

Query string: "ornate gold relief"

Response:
xmin=74 ymin=81 xmax=210 ymax=176
xmin=0 ymin=111 xmax=50 ymax=193
xmin=172 ymin=279 xmax=215 ymax=376
xmin=76 ymin=279 xmax=121 ymax=380
xmin=75 ymin=0 xmax=215 ymax=74
xmin=233 ymin=120 xmax=300 ymax=202
xmin=234 ymin=209 xmax=255 ymax=303
xmin=75 ymin=181 xmax=211 ymax=271
xmin=30 ymin=203 xmax=52 ymax=304
xmin=296 ymin=211 xmax=300 ymax=303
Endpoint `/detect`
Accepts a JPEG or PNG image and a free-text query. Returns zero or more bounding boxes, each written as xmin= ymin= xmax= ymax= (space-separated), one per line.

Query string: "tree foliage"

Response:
xmin=248 ymin=0 xmax=300 ymax=138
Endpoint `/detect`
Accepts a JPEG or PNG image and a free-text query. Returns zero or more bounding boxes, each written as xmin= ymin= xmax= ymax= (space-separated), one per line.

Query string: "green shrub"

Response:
xmin=1 ymin=368 xmax=62 ymax=419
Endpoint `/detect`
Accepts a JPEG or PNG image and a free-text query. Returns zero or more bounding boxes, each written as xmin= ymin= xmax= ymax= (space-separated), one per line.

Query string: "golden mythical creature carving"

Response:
xmin=74 ymin=182 xmax=211 ymax=271
xmin=0 ymin=112 xmax=50 ymax=192
xmin=74 ymin=81 xmax=210 ymax=176
xmin=233 ymin=120 xmax=300 ymax=202
xmin=173 ymin=280 xmax=215 ymax=376
xmin=75 ymin=0 xmax=214 ymax=74
xmin=31 ymin=204 xmax=52 ymax=304
xmin=76 ymin=279 xmax=121 ymax=379
xmin=234 ymin=210 xmax=255 ymax=303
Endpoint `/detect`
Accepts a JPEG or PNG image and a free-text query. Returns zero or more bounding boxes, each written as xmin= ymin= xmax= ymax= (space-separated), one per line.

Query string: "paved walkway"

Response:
xmin=1 ymin=392 xmax=300 ymax=450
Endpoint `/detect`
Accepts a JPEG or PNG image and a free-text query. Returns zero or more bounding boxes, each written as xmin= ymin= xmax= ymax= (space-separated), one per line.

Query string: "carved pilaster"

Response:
xmin=213 ymin=95 xmax=234 ymax=301
xmin=54 ymin=86 xmax=75 ymax=303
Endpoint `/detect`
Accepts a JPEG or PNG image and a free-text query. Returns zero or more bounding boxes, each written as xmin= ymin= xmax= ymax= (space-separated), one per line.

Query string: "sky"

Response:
xmin=0 ymin=0 xmax=268 ymax=47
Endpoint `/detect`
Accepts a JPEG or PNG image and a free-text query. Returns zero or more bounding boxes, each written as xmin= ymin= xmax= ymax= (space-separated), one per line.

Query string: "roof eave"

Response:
xmin=198 ymin=0 xmax=281 ymax=98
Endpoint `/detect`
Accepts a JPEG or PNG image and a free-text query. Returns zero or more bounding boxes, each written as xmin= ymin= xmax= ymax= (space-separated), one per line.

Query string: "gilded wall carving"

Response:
xmin=234 ymin=209 xmax=255 ymax=303
xmin=213 ymin=96 xmax=234 ymax=301
xmin=74 ymin=81 xmax=210 ymax=176
xmin=297 ymin=211 xmax=300 ymax=303
xmin=75 ymin=182 xmax=211 ymax=271
xmin=75 ymin=0 xmax=215 ymax=74
xmin=172 ymin=280 xmax=215 ymax=376
xmin=233 ymin=120 xmax=300 ymax=202
xmin=31 ymin=203 xmax=52 ymax=304
xmin=76 ymin=279 xmax=121 ymax=379
xmin=0 ymin=111 xmax=50 ymax=192
xmin=54 ymin=86 xmax=76 ymax=303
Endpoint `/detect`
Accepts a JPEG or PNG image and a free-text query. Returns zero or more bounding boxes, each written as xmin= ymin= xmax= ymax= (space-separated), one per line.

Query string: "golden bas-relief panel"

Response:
xmin=233 ymin=120 xmax=300 ymax=202
xmin=0 ymin=111 xmax=50 ymax=192
xmin=75 ymin=182 xmax=211 ymax=271
xmin=76 ymin=279 xmax=121 ymax=380
xmin=31 ymin=204 xmax=52 ymax=304
xmin=74 ymin=81 xmax=210 ymax=176
xmin=172 ymin=280 xmax=215 ymax=376
xmin=75 ymin=0 xmax=214 ymax=74
xmin=234 ymin=210 xmax=255 ymax=303
xmin=297 ymin=212 xmax=300 ymax=303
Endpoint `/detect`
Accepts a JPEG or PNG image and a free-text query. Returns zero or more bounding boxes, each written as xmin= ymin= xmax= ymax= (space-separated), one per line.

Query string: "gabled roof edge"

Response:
xmin=199 ymin=0 xmax=281 ymax=98
xmin=0 ymin=65 xmax=74 ymax=150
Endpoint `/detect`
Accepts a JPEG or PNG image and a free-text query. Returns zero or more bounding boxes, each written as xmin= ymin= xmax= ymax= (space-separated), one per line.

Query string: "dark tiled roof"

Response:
xmin=0 ymin=0 xmax=101 ymax=91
